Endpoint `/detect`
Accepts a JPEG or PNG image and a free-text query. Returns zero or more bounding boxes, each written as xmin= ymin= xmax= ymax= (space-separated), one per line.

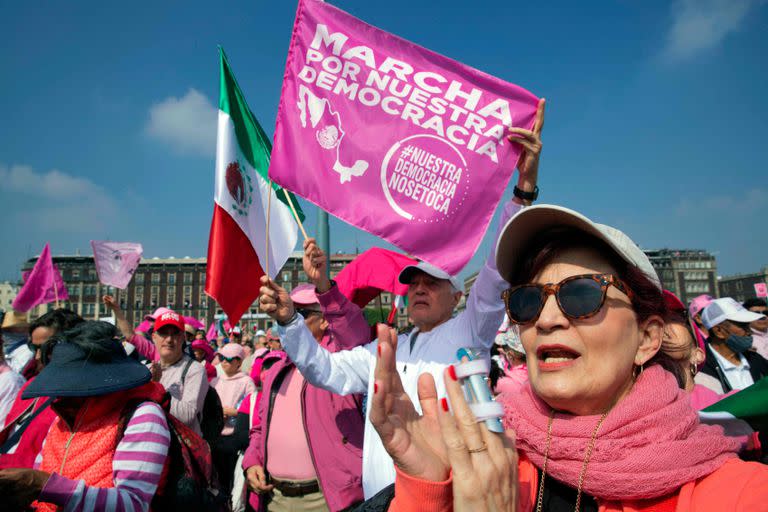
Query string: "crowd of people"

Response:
xmin=0 ymin=98 xmax=767 ymax=511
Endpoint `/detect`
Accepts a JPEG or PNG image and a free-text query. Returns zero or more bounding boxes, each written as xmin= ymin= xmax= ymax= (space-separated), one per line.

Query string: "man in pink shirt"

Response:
xmin=242 ymin=238 xmax=369 ymax=512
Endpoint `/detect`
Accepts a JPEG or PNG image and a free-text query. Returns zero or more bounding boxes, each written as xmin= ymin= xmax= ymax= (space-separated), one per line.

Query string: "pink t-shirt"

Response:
xmin=265 ymin=368 xmax=316 ymax=481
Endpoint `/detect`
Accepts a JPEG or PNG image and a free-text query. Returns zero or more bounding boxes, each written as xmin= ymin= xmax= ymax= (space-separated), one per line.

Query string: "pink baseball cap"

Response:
xmin=145 ymin=307 xmax=172 ymax=321
xmin=219 ymin=343 xmax=245 ymax=360
xmin=290 ymin=284 xmax=319 ymax=306
xmin=688 ymin=294 xmax=714 ymax=319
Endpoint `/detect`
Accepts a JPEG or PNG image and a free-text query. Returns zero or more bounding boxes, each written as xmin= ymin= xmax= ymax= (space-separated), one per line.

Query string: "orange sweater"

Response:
xmin=391 ymin=455 xmax=768 ymax=511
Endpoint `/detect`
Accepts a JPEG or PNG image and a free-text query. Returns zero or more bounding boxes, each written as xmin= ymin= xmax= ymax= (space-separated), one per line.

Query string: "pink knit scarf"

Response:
xmin=502 ymin=365 xmax=740 ymax=501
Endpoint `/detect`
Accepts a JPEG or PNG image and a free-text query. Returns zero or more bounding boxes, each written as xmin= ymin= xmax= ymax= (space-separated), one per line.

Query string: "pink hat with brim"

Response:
xmin=290 ymin=284 xmax=319 ymax=306
xmin=190 ymin=340 xmax=215 ymax=362
xmin=688 ymin=294 xmax=714 ymax=319
xmin=145 ymin=307 xmax=172 ymax=321
xmin=218 ymin=343 xmax=245 ymax=360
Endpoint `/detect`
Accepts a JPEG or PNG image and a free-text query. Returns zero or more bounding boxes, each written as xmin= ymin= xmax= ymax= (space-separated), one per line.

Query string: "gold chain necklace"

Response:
xmin=535 ymin=410 xmax=608 ymax=512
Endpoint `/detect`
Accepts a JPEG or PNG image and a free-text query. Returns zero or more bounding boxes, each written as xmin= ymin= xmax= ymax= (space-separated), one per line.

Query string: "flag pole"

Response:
xmin=281 ymin=188 xmax=309 ymax=241
xmin=53 ymin=272 xmax=60 ymax=309
xmin=266 ymin=181 xmax=273 ymax=278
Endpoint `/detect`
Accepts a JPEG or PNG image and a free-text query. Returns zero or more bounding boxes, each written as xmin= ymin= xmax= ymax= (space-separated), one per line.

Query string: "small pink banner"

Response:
xmin=90 ymin=240 xmax=143 ymax=290
xmin=14 ymin=243 xmax=69 ymax=312
xmin=269 ymin=0 xmax=539 ymax=274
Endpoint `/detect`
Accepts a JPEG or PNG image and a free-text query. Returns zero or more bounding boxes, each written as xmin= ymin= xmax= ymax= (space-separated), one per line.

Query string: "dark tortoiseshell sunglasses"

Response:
xmin=502 ymin=273 xmax=633 ymax=325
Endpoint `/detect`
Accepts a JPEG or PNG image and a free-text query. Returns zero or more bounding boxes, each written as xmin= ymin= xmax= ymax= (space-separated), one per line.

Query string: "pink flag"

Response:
xmin=13 ymin=244 xmax=69 ymax=312
xmin=334 ymin=248 xmax=415 ymax=308
xmin=90 ymin=240 xmax=143 ymax=289
xmin=269 ymin=0 xmax=539 ymax=274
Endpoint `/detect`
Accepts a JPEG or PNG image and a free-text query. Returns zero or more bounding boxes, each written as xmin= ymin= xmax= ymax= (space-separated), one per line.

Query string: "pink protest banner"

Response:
xmin=90 ymin=240 xmax=143 ymax=290
xmin=755 ymin=283 xmax=768 ymax=298
xmin=269 ymin=0 xmax=539 ymax=274
xmin=14 ymin=243 xmax=69 ymax=312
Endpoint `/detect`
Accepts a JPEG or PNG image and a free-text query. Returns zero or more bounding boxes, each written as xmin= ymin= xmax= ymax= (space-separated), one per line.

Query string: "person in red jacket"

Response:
xmin=0 ymin=309 xmax=84 ymax=469
xmin=369 ymin=205 xmax=768 ymax=511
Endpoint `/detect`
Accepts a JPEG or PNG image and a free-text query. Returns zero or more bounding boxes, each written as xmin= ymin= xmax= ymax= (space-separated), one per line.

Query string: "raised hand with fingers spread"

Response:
xmin=437 ymin=364 xmax=518 ymax=512
xmin=369 ymin=324 xmax=449 ymax=483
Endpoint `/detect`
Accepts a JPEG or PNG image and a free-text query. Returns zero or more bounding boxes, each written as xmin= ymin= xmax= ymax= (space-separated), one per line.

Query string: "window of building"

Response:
xmin=184 ymin=272 xmax=193 ymax=284
xmin=200 ymin=273 xmax=206 ymax=285
xmin=88 ymin=269 xmax=97 ymax=280
xmin=136 ymin=286 xmax=144 ymax=298
xmin=72 ymin=269 xmax=80 ymax=279
xmin=736 ymin=282 xmax=743 ymax=292
xmin=382 ymin=294 xmax=391 ymax=305
xmin=152 ymin=273 xmax=160 ymax=284
xmin=282 ymin=271 xmax=291 ymax=282
xmin=168 ymin=273 xmax=176 ymax=285
xmin=151 ymin=285 xmax=159 ymax=297
xmin=298 ymin=271 xmax=307 ymax=281
xmin=167 ymin=286 xmax=176 ymax=303
xmin=135 ymin=273 xmax=144 ymax=284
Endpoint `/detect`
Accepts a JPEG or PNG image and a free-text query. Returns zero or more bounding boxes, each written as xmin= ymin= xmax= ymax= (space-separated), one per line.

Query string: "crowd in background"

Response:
xmin=0 ymin=99 xmax=766 ymax=511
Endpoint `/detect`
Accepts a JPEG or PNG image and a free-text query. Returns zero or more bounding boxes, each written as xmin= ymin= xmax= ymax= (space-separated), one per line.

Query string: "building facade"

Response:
xmin=644 ymin=249 xmax=718 ymax=304
xmin=20 ymin=252 xmax=409 ymax=334
xmin=718 ymin=267 xmax=768 ymax=303
xmin=0 ymin=281 xmax=19 ymax=313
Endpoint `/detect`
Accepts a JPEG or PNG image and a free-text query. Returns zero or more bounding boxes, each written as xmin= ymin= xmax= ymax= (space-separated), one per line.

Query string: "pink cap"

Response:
xmin=290 ymin=284 xmax=319 ymax=306
xmin=145 ymin=307 xmax=172 ymax=321
xmin=190 ymin=340 xmax=215 ymax=362
xmin=688 ymin=294 xmax=714 ymax=318
xmin=219 ymin=343 xmax=245 ymax=360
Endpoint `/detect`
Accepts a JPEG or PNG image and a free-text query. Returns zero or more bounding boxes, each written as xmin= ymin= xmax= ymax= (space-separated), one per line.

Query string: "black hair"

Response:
xmin=743 ymin=298 xmax=767 ymax=310
xmin=57 ymin=321 xmax=121 ymax=363
xmin=29 ymin=308 xmax=84 ymax=336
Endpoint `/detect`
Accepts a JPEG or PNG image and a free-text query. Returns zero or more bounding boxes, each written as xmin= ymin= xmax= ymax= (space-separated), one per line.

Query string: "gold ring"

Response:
xmin=467 ymin=444 xmax=488 ymax=454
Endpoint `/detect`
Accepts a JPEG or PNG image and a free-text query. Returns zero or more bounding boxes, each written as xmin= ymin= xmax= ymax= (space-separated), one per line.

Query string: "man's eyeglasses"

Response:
xmin=221 ymin=356 xmax=242 ymax=364
xmin=502 ymin=273 xmax=633 ymax=325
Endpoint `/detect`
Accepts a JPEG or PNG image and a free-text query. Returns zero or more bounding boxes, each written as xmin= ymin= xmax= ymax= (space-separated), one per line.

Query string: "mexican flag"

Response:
xmin=699 ymin=377 xmax=768 ymax=437
xmin=206 ymin=48 xmax=304 ymax=325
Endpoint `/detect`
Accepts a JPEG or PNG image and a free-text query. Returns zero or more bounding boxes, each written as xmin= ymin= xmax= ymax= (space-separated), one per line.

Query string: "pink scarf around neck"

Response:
xmin=502 ymin=365 xmax=740 ymax=501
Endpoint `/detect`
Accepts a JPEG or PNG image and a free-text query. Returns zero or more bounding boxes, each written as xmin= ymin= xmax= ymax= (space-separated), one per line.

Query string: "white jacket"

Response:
xmin=276 ymin=200 xmax=522 ymax=498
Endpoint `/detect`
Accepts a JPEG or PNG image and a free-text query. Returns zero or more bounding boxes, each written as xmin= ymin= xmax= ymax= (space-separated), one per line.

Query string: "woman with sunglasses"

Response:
xmin=368 ymin=204 xmax=768 ymax=511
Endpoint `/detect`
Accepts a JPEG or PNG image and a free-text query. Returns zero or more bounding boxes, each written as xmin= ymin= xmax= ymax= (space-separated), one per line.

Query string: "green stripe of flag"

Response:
xmin=218 ymin=47 xmax=304 ymax=221
xmin=703 ymin=376 xmax=768 ymax=431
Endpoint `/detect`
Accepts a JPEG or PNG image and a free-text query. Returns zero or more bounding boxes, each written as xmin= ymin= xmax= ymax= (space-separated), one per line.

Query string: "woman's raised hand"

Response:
xmin=369 ymin=324 xmax=450 ymax=482
xmin=439 ymin=365 xmax=518 ymax=511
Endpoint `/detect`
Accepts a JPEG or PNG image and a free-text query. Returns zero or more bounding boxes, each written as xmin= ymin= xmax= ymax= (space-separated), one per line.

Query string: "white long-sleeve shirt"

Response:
xmin=277 ymin=200 xmax=522 ymax=498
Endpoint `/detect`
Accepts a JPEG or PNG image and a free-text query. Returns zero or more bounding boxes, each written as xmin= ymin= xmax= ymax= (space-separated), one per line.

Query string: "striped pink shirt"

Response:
xmin=36 ymin=401 xmax=170 ymax=511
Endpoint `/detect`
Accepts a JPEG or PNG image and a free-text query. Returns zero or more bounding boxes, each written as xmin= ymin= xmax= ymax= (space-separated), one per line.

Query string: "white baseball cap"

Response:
xmin=495 ymin=204 xmax=662 ymax=290
xmin=398 ymin=260 xmax=463 ymax=293
xmin=701 ymin=297 xmax=765 ymax=330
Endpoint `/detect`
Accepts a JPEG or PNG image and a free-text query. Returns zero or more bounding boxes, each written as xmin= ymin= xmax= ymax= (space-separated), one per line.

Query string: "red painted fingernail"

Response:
xmin=448 ymin=365 xmax=457 ymax=381
xmin=377 ymin=345 xmax=381 ymax=357
xmin=374 ymin=382 xmax=379 ymax=394
xmin=441 ymin=398 xmax=449 ymax=412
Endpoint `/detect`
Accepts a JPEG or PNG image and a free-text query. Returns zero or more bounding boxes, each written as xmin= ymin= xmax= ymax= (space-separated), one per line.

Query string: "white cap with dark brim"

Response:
xmin=495 ymin=204 xmax=662 ymax=290
xmin=398 ymin=261 xmax=463 ymax=293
